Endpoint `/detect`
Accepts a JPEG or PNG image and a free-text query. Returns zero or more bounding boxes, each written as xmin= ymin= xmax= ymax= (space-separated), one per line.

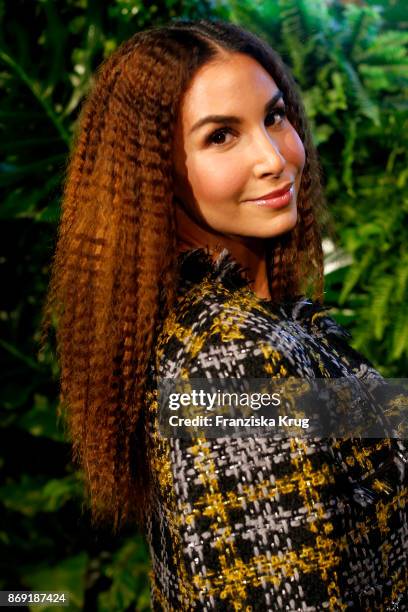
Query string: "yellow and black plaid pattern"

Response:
xmin=143 ymin=248 xmax=407 ymax=611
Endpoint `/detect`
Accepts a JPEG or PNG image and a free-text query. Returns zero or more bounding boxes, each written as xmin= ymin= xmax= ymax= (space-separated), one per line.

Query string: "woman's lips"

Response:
xmin=243 ymin=184 xmax=294 ymax=209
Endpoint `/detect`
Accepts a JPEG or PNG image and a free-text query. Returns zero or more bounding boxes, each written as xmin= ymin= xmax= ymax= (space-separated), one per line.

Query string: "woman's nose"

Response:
xmin=251 ymin=129 xmax=286 ymax=177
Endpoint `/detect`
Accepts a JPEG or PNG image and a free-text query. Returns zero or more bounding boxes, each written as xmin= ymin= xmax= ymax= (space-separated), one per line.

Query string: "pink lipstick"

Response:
xmin=244 ymin=184 xmax=294 ymax=209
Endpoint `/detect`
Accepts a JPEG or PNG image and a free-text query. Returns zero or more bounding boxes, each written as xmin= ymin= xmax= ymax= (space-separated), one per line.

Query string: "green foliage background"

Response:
xmin=0 ymin=0 xmax=407 ymax=609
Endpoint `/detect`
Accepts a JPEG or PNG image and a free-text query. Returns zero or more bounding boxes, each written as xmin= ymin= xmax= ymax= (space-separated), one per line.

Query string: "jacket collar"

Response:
xmin=176 ymin=247 xmax=351 ymax=341
xmin=177 ymin=247 xmax=252 ymax=292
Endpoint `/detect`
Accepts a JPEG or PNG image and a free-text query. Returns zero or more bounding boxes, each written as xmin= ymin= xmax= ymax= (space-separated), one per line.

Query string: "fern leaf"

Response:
xmin=339 ymin=249 xmax=372 ymax=304
xmin=394 ymin=257 xmax=408 ymax=302
xmin=359 ymin=31 xmax=408 ymax=60
xmin=333 ymin=51 xmax=380 ymax=124
xmin=278 ymin=0 xmax=308 ymax=79
xmin=391 ymin=308 xmax=408 ymax=360
xmin=371 ymin=276 xmax=394 ymax=340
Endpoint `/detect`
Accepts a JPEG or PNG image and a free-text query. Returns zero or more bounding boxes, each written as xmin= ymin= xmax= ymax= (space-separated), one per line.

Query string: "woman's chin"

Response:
xmin=244 ymin=208 xmax=298 ymax=239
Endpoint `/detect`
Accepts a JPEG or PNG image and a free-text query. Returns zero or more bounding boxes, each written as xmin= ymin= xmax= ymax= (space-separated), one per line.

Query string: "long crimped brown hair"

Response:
xmin=40 ymin=18 xmax=330 ymax=533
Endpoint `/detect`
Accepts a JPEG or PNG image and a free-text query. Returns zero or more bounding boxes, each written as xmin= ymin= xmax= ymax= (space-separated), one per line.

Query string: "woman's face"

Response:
xmin=172 ymin=52 xmax=305 ymax=242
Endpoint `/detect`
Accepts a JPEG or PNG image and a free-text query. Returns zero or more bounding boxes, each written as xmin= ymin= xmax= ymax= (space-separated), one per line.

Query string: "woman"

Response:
xmin=41 ymin=18 xmax=407 ymax=611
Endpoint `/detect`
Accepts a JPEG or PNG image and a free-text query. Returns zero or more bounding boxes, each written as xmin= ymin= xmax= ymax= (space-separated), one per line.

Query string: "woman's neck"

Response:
xmin=176 ymin=204 xmax=271 ymax=300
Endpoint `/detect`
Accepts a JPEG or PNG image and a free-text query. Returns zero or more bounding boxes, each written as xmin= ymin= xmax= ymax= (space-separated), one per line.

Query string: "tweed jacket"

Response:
xmin=142 ymin=247 xmax=407 ymax=612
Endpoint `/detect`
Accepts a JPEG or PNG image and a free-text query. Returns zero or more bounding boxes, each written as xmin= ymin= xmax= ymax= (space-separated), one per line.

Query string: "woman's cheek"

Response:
xmin=189 ymin=153 xmax=245 ymax=201
xmin=284 ymin=128 xmax=305 ymax=168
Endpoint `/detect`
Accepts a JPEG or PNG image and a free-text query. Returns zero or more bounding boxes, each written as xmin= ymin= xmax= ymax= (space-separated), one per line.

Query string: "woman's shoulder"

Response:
xmin=163 ymin=247 xmax=350 ymax=340
xmin=154 ymin=248 xmax=364 ymax=379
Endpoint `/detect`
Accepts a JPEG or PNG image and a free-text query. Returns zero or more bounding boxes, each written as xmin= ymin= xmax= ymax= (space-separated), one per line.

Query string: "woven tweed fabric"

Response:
xmin=142 ymin=247 xmax=408 ymax=611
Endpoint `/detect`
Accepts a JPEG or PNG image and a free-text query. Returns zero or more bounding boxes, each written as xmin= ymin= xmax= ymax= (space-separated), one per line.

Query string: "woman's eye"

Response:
xmin=207 ymin=128 xmax=233 ymax=146
xmin=206 ymin=108 xmax=287 ymax=146
xmin=265 ymin=107 xmax=287 ymax=127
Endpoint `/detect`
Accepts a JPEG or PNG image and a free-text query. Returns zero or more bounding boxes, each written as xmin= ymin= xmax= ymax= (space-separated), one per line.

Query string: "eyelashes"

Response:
xmin=205 ymin=107 xmax=287 ymax=146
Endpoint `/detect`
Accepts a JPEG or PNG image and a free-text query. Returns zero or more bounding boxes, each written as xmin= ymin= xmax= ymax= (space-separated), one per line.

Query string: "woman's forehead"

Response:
xmin=180 ymin=53 xmax=279 ymax=123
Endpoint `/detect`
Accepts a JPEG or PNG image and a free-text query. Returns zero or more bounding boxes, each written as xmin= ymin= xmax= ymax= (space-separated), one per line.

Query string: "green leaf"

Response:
xmin=371 ymin=276 xmax=394 ymax=339
xmin=391 ymin=308 xmax=408 ymax=360
xmin=21 ymin=552 xmax=88 ymax=611
xmin=0 ymin=155 xmax=66 ymax=188
xmin=0 ymin=473 xmax=83 ymax=516
xmin=336 ymin=53 xmax=381 ymax=124
xmin=0 ymin=48 xmax=70 ymax=145
xmin=97 ymin=537 xmax=151 ymax=612
xmin=16 ymin=394 xmax=66 ymax=442
xmin=0 ymin=339 xmax=43 ymax=371
xmin=339 ymin=250 xmax=372 ymax=303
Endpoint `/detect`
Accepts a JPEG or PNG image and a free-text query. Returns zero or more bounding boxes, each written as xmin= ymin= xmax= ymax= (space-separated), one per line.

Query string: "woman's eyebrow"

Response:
xmin=189 ymin=90 xmax=284 ymax=134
